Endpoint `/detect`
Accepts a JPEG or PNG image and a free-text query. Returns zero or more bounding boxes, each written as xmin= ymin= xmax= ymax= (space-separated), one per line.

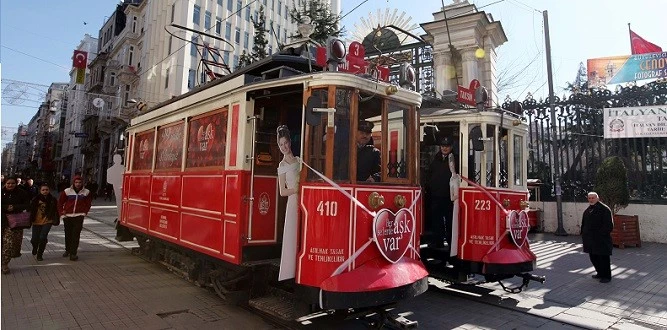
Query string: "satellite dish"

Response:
xmin=93 ymin=98 xmax=105 ymax=108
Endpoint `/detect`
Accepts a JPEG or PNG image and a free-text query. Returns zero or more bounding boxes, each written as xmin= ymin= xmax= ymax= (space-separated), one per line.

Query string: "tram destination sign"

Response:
xmin=604 ymin=105 xmax=667 ymax=139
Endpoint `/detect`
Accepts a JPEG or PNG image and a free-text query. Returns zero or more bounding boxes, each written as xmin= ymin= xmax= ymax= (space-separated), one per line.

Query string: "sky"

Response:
xmin=1 ymin=0 xmax=665 ymax=146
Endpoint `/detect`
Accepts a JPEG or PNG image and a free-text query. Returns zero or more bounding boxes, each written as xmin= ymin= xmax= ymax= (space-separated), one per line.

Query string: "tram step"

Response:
xmin=249 ymin=295 xmax=295 ymax=321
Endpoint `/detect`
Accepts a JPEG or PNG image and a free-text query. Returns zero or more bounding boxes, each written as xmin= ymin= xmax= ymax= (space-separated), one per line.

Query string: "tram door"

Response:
xmin=246 ymin=89 xmax=303 ymax=259
xmin=420 ymin=121 xmax=460 ymax=252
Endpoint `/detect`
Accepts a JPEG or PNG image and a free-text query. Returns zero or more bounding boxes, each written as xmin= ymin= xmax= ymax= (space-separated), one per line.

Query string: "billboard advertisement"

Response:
xmin=155 ymin=122 xmax=184 ymax=170
xmin=603 ymin=105 xmax=667 ymax=139
xmin=587 ymin=51 xmax=667 ymax=87
xmin=132 ymin=130 xmax=155 ymax=171
xmin=186 ymin=109 xmax=228 ymax=168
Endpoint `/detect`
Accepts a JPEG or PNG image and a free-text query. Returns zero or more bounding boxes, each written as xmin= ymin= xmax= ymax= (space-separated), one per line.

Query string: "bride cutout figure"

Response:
xmin=276 ymin=125 xmax=300 ymax=281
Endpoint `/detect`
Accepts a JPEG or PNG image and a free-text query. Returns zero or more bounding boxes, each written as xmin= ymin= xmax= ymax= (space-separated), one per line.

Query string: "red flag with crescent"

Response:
xmin=630 ymin=30 xmax=662 ymax=55
xmin=73 ymin=50 xmax=88 ymax=69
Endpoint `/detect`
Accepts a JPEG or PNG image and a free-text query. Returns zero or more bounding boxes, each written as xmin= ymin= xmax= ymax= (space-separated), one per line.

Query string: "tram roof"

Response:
xmin=148 ymin=54 xmax=322 ymax=111
xmin=419 ymin=106 xmax=528 ymax=130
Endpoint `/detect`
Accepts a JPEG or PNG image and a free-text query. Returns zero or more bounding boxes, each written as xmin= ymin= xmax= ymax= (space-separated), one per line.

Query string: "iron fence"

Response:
xmin=502 ymin=80 xmax=667 ymax=204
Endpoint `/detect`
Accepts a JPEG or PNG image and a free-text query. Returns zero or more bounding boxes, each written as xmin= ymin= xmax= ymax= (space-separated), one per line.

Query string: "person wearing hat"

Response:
xmin=57 ymin=175 xmax=92 ymax=261
xmin=356 ymin=120 xmax=381 ymax=183
xmin=425 ymin=135 xmax=458 ymax=248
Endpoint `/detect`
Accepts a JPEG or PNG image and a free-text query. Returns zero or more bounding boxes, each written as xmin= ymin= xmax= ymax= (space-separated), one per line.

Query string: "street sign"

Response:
xmin=74 ymin=133 xmax=88 ymax=138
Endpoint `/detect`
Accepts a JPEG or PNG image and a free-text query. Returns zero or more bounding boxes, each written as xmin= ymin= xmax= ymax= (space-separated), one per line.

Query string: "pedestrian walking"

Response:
xmin=58 ymin=176 xmax=92 ymax=261
xmin=1 ymin=177 xmax=31 ymax=274
xmin=581 ymin=192 xmax=614 ymax=283
xmin=87 ymin=180 xmax=99 ymax=200
xmin=29 ymin=183 xmax=60 ymax=261
xmin=24 ymin=178 xmax=38 ymax=199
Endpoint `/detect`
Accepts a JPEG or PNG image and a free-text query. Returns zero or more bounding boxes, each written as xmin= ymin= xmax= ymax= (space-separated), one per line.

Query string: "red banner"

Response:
xmin=186 ymin=109 xmax=228 ymax=168
xmin=73 ymin=50 xmax=88 ymax=69
xmin=155 ymin=122 xmax=184 ymax=170
xmin=133 ymin=130 xmax=155 ymax=171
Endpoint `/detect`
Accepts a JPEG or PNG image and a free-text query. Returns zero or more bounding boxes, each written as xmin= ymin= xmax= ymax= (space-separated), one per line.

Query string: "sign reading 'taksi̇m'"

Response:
xmin=603 ymin=106 xmax=667 ymax=139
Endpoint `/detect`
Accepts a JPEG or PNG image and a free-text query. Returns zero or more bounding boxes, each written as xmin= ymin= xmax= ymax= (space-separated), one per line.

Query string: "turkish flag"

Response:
xmin=72 ymin=50 xmax=88 ymax=69
xmin=630 ymin=30 xmax=663 ymax=55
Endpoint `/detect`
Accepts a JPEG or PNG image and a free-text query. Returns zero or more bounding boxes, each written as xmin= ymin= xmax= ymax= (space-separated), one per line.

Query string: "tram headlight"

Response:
xmin=399 ymin=63 xmax=416 ymax=89
xmin=325 ymin=37 xmax=346 ymax=71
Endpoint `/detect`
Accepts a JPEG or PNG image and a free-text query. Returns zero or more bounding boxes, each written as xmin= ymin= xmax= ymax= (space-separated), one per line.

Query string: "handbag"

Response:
xmin=7 ymin=212 xmax=31 ymax=229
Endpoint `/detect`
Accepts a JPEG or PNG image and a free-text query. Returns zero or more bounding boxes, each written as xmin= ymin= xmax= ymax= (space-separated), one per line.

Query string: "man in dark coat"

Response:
xmin=356 ymin=120 xmax=381 ymax=183
xmin=425 ymin=136 xmax=457 ymax=247
xmin=581 ymin=192 xmax=614 ymax=283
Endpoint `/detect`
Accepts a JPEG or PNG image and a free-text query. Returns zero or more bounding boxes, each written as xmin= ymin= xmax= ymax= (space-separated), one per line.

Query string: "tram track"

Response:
xmin=428 ymin=279 xmax=590 ymax=329
xmin=82 ymin=218 xmax=585 ymax=329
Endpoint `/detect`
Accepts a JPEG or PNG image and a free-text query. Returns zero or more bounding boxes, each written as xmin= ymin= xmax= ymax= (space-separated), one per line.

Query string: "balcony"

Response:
xmin=85 ymin=76 xmax=104 ymax=91
xmin=117 ymin=64 xmax=138 ymax=84
xmin=106 ymin=59 xmax=121 ymax=70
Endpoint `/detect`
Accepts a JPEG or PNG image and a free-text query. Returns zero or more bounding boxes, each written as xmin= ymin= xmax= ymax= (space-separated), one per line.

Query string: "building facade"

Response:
xmin=2 ymin=142 xmax=16 ymax=177
xmin=137 ymin=0 xmax=328 ymax=105
xmin=61 ymin=34 xmax=99 ymax=182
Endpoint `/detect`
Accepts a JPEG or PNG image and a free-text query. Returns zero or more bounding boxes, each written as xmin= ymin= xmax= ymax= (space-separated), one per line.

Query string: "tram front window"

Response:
xmin=513 ymin=135 xmax=524 ymax=186
xmin=357 ymin=95 xmax=382 ymax=183
xmin=333 ymin=88 xmax=352 ymax=181
xmin=485 ymin=125 xmax=496 ymax=187
xmin=387 ymin=101 xmax=410 ymax=179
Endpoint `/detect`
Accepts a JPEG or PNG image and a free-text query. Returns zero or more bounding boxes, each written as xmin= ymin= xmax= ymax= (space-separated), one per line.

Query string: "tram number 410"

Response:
xmin=474 ymin=200 xmax=491 ymax=211
xmin=317 ymin=201 xmax=338 ymax=217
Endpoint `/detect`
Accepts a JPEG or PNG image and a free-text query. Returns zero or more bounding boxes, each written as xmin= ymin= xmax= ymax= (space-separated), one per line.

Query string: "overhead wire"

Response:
xmin=1 ymin=46 xmax=70 ymax=71
xmin=135 ymin=0 xmax=259 ymax=80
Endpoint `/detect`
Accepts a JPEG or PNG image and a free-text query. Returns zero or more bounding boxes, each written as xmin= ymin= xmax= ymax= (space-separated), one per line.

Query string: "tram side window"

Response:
xmin=386 ymin=101 xmax=410 ymax=179
xmin=155 ymin=122 xmax=184 ymax=170
xmin=132 ymin=129 xmax=155 ymax=171
xmin=185 ymin=109 xmax=228 ymax=169
xmin=513 ymin=135 xmax=524 ymax=186
xmin=333 ymin=88 xmax=352 ymax=181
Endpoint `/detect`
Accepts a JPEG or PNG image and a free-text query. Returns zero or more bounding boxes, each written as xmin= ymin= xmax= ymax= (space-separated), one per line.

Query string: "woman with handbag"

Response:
xmin=29 ymin=183 xmax=59 ymax=261
xmin=1 ymin=177 xmax=31 ymax=274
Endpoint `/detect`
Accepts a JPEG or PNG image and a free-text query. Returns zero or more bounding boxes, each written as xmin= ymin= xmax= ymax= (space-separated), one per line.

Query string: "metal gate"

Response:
xmin=502 ymin=80 xmax=667 ymax=204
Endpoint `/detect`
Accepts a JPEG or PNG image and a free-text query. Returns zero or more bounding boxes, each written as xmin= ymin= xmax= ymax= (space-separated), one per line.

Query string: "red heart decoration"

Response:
xmin=509 ymin=210 xmax=530 ymax=248
xmin=373 ymin=208 xmax=415 ymax=263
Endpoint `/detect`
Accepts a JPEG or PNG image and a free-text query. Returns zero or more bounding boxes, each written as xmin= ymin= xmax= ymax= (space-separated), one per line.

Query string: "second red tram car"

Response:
xmin=418 ymin=107 xmax=545 ymax=290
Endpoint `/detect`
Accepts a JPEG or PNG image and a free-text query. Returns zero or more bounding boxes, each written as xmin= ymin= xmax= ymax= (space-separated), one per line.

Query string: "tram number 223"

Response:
xmin=474 ymin=199 xmax=491 ymax=211
xmin=317 ymin=201 xmax=338 ymax=217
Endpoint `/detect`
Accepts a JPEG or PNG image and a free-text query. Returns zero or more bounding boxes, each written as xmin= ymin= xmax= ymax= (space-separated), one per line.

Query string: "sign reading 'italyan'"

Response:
xmin=604 ymin=105 xmax=667 ymax=139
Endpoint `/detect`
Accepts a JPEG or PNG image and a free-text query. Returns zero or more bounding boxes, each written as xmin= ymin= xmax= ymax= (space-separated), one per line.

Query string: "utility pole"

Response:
xmin=543 ymin=10 xmax=567 ymax=236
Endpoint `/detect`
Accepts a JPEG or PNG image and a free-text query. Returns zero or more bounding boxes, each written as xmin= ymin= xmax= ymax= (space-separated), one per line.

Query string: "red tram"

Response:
xmin=418 ymin=107 xmax=545 ymax=290
xmin=119 ymin=37 xmax=543 ymax=326
xmin=119 ymin=41 xmax=427 ymax=325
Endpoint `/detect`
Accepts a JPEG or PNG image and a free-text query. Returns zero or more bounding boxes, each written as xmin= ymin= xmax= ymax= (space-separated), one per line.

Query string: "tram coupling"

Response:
xmin=520 ymin=273 xmax=546 ymax=285
xmin=497 ymin=273 xmax=546 ymax=293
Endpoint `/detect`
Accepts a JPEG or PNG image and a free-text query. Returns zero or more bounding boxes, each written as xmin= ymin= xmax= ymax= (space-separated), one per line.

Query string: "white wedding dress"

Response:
xmin=277 ymin=157 xmax=300 ymax=281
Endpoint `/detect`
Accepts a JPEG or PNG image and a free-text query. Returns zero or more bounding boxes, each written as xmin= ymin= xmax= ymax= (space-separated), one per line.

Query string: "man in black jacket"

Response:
xmin=581 ymin=192 xmax=614 ymax=283
xmin=426 ymin=136 xmax=457 ymax=247
xmin=356 ymin=121 xmax=381 ymax=183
